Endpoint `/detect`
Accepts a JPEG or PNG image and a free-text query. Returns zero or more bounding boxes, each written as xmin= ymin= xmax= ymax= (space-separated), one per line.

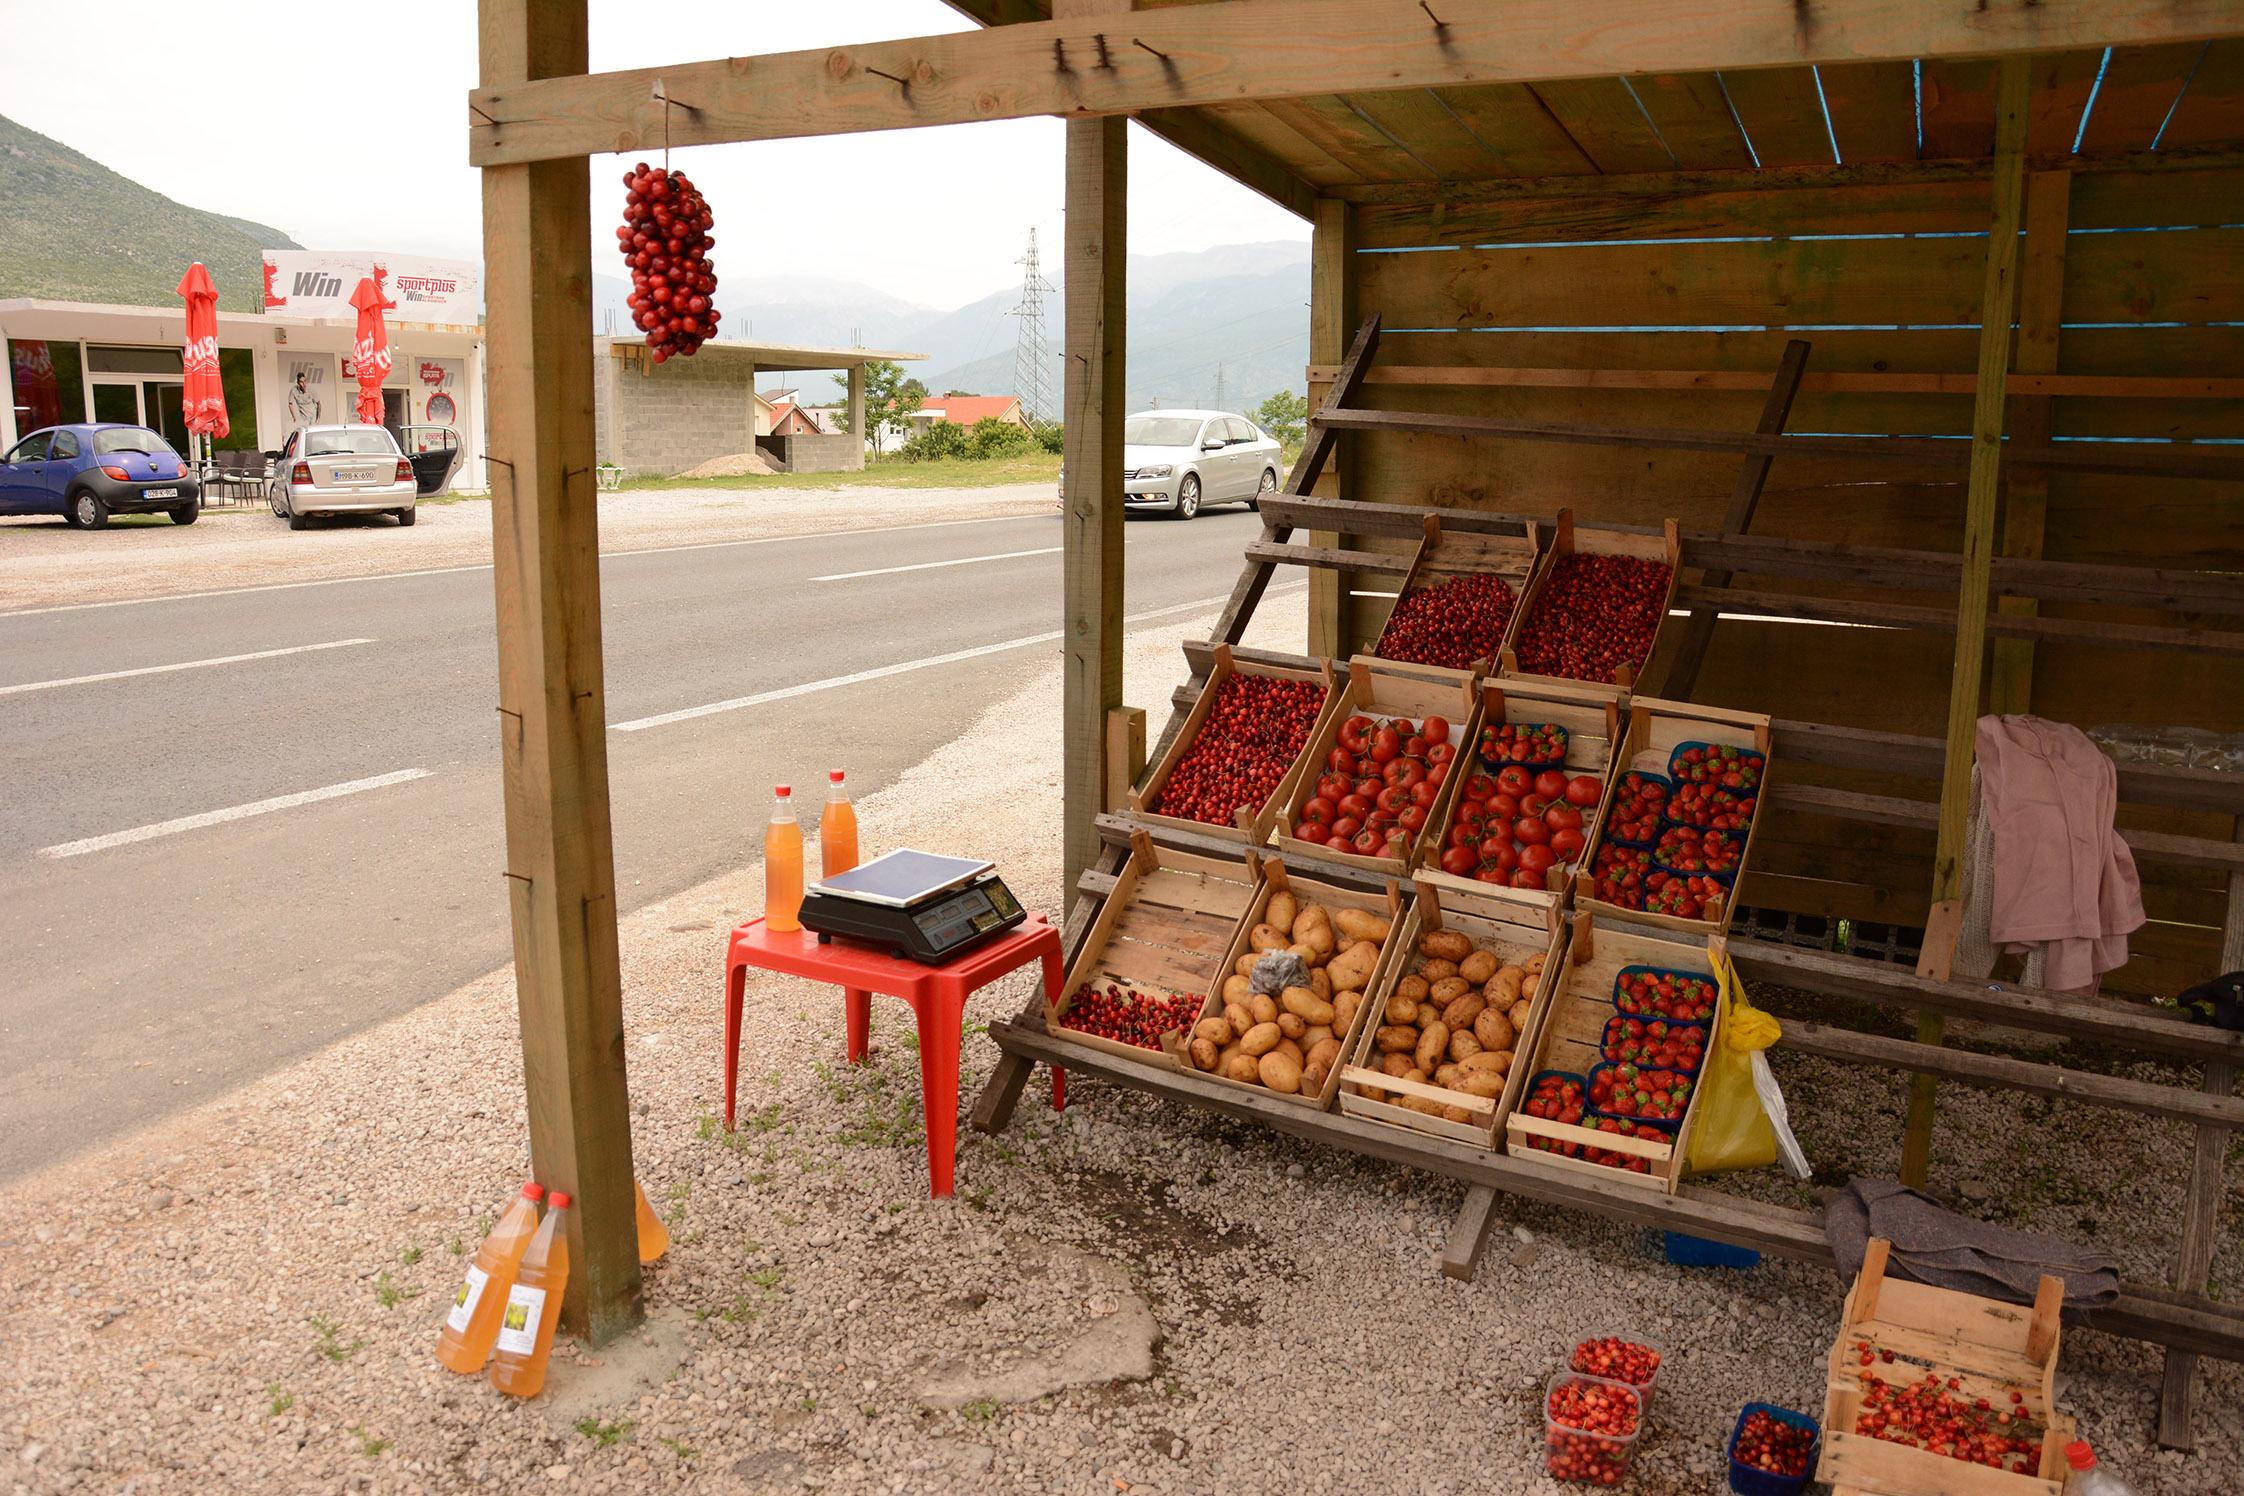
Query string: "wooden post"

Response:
xmin=1307 ymin=197 xmax=1356 ymax=658
xmin=845 ymin=362 xmax=868 ymax=468
xmin=1899 ymin=56 xmax=2031 ymax=1191
xmin=476 ymin=0 xmax=641 ymax=1342
xmin=1104 ymin=705 xmax=1146 ymax=813
xmin=1987 ymin=169 xmax=2071 ymax=715
xmin=1061 ymin=114 xmax=1126 ymax=908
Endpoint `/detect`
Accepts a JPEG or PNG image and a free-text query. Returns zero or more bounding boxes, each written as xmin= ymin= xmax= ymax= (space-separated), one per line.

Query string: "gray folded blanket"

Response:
xmin=1825 ymin=1179 xmax=2119 ymax=1319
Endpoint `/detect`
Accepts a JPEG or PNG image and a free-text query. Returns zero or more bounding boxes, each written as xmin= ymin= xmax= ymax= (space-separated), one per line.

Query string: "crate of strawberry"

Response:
xmin=1479 ymin=719 xmax=1567 ymax=768
xmin=1598 ymin=1013 xmax=1708 ymax=1075
xmin=1587 ymin=1061 xmax=1694 ymax=1128
xmin=1614 ymin=965 xmax=1719 ymax=1023
xmin=1655 ymin=824 xmax=1744 ymax=881
xmin=1604 ymin=770 xmax=1669 ymax=847
xmin=1133 ymin=645 xmax=1337 ymax=844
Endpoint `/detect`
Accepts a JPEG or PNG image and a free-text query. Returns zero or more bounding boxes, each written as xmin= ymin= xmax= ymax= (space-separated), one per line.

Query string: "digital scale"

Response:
xmin=799 ymin=849 xmax=1026 ymax=964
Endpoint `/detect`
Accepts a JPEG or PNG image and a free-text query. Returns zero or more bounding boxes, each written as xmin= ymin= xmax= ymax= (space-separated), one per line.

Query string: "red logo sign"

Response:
xmin=420 ymin=362 xmax=446 ymax=387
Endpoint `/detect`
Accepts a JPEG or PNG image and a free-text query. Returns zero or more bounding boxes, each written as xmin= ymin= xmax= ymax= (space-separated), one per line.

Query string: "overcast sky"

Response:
xmin=0 ymin=0 xmax=1306 ymax=310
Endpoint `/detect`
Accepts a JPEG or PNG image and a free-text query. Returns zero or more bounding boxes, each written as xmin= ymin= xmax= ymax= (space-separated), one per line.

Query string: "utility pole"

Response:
xmin=1008 ymin=229 xmax=1056 ymax=423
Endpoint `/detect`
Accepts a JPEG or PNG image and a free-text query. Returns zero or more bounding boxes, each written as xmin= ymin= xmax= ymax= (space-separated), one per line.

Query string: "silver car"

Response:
xmin=1118 ymin=409 xmax=1281 ymax=519
xmin=267 ymin=424 xmax=420 ymax=529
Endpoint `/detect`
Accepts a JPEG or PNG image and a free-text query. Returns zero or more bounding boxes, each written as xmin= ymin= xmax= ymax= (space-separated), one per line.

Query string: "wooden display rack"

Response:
xmin=1502 ymin=911 xmax=1727 ymax=1196
xmin=1046 ymin=829 xmax=1260 ymax=1068
xmin=1371 ymin=513 xmax=1542 ymax=673
xmin=1130 ymin=644 xmax=1339 ymax=847
xmin=1819 ymin=1239 xmax=2074 ymax=1496
xmin=1273 ymin=655 xmax=1480 ymax=878
xmin=1337 ymin=877 xmax=1567 ymax=1147
xmin=1499 ymin=509 xmax=1681 ymax=698
xmin=1417 ymin=678 xmax=1624 ymax=915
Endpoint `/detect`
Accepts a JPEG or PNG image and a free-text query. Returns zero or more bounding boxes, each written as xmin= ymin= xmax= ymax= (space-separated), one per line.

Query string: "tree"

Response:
xmin=1254 ymin=389 xmax=1309 ymax=449
xmin=829 ymin=361 xmax=926 ymax=456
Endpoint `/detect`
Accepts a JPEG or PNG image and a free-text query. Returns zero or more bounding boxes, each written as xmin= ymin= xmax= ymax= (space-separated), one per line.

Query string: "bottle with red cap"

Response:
xmin=435 ymin=1181 xmax=544 ymax=1374
xmin=820 ymin=769 xmax=859 ymax=879
xmin=2064 ymin=1440 xmax=2135 ymax=1495
xmin=765 ymin=786 xmax=804 ymax=932
xmin=490 ymin=1190 xmax=571 ymax=1397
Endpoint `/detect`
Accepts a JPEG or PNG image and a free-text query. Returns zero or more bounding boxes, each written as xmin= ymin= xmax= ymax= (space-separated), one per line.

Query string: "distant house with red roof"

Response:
xmin=765 ymin=398 xmax=823 ymax=436
xmin=907 ymin=393 xmax=1032 ymax=433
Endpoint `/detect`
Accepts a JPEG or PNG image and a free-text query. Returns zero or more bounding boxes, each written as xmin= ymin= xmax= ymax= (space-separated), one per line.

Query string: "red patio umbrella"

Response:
xmin=176 ymin=262 xmax=229 ymax=439
xmin=349 ymin=273 xmax=395 ymax=426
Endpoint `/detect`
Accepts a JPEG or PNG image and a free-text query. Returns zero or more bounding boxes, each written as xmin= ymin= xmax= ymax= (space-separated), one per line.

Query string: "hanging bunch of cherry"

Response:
xmin=617 ymin=163 xmax=719 ymax=361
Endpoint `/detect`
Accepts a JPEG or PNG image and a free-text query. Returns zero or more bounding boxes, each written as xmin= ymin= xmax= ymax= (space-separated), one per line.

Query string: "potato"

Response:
xmin=1397 ymin=974 xmax=1431 ymax=1004
xmin=1266 ymin=890 xmax=1299 ymax=937
xmin=1402 ymin=1067 xmax=1428 ymax=1085
xmin=1456 ymin=1070 xmax=1506 ymax=1100
xmin=1449 ymin=1029 xmax=1484 ymax=1063
xmin=1195 ymin=1016 xmax=1236 ymax=1047
xmin=1276 ymin=1012 xmax=1308 ymax=1041
xmin=1293 ymin=905 xmax=1333 ymax=948
xmin=1434 ymin=1062 xmax=1463 ymax=1089
xmin=1417 ymin=929 xmax=1472 ymax=962
xmin=1274 ymin=1037 xmax=1304 ymax=1067
xmin=1249 ymin=993 xmax=1280 ymax=1026
xmin=1282 ymin=987 xmax=1335 ymax=1026
xmin=1302 ymin=1021 xmax=1333 ymax=1047
xmin=1414 ymin=1020 xmax=1449 ymax=1075
xmin=1420 ymin=958 xmax=1459 ymax=984
xmin=1461 ymin=1049 xmax=1513 ymax=1080
xmin=1328 ymin=941 xmax=1379 ymax=993
xmin=1508 ymin=998 xmax=1534 ymax=1031
xmin=1306 ymin=1036 xmax=1341 ymax=1074
xmin=1524 ymin=952 xmax=1546 ymax=975
xmin=1458 ymin=949 xmax=1499 ymax=985
xmin=1222 ymin=974 xmax=1252 ymax=1007
xmin=1490 ymin=966 xmax=1525 ymax=1003
xmin=1189 ymin=1036 xmax=1220 ymax=1071
xmin=1223 ymin=1000 xmax=1254 ymax=1036
xmin=1259 ymin=1050 xmax=1303 ymax=1095
xmin=1373 ymin=1053 xmax=1409 ymax=1079
xmin=1429 ymin=976 xmax=1471 ymax=1007
xmin=1236 ymin=953 xmax=1259 ymax=979
xmin=1286 ymin=942 xmax=1323 ymax=971
xmin=1250 ymin=923 xmax=1288 ymax=954
xmin=1223 ymin=1053 xmax=1261 ymax=1084
xmin=1310 ymin=969 xmax=1333 ymax=1001
xmin=1334 ymin=908 xmax=1392 ymax=943
xmin=1332 ymin=990 xmax=1360 ymax=1032
xmin=1474 ymin=1009 xmax=1516 ymax=1054
xmin=1375 ymin=1024 xmax=1418 ymax=1054
xmin=1239 ymin=1021 xmax=1282 ymax=1057
xmin=1402 ymin=1095 xmax=1446 ymax=1118
xmin=1442 ymin=992 xmax=1486 ymax=1031
xmin=1304 ymin=1058 xmax=1333 ymax=1093
xmin=1441 ymin=1105 xmax=1475 ymax=1124
xmin=1384 ymin=992 xmax=1421 ymax=1026
xmin=1215 ymin=1042 xmax=1242 ymax=1069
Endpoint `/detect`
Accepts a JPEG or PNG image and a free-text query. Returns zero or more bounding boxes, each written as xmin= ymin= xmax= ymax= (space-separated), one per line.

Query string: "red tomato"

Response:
xmin=1371 ymin=727 xmax=1402 ymax=763
xmin=1491 ymin=842 xmax=1519 ymax=872
xmin=1354 ymin=776 xmax=1382 ymax=802
xmin=1351 ymin=827 xmax=1383 ymax=856
xmin=1294 ymin=821 xmax=1328 ymax=843
xmin=1511 ymin=868 xmax=1546 ymax=890
xmin=1302 ymin=796 xmax=1336 ymax=825
xmin=1441 ymin=845 xmax=1476 ymax=876
xmin=1449 ymin=824 xmax=1479 ymax=850
xmin=1316 ymin=772 xmax=1351 ymax=803
xmin=1402 ymin=734 xmax=1428 ymax=759
xmin=1479 ymin=834 xmax=1513 ymax=863
xmin=1377 ymin=784 xmax=1410 ymax=816
xmin=1518 ymin=843 xmax=1555 ymax=874
xmin=1534 ymin=769 xmax=1568 ymax=801
xmin=1423 ymin=715 xmax=1450 ymax=746
xmin=1327 ymin=747 xmax=1354 ymax=774
xmin=1564 ymin=774 xmax=1603 ymax=808
xmin=1496 ymin=765 xmax=1533 ymax=797
xmin=1427 ymin=760 xmax=1451 ymax=787
xmin=1550 ymin=826 xmax=1586 ymax=859
xmin=1409 ymin=779 xmax=1440 ymax=808
xmin=1399 ymin=804 xmax=1428 ymax=833
xmin=1426 ymin=742 xmax=1456 ymax=767
xmin=1545 ymin=803 xmax=1584 ymax=832
xmin=1464 ymin=772 xmax=1500 ymax=802
xmin=1337 ymin=715 xmax=1371 ymax=753
xmin=1514 ymin=816 xmax=1550 ymax=847
xmin=1475 ymin=864 xmax=1510 ymax=884
xmin=1490 ymin=793 xmax=1520 ymax=821
xmin=1329 ymin=815 xmax=1361 ymax=842
xmin=1522 ymin=793 xmax=1551 ymax=818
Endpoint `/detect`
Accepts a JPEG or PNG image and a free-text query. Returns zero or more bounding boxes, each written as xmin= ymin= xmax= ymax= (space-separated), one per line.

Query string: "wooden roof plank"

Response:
xmin=1261 ymin=94 xmax=1437 ymax=182
xmin=1343 ymin=89 xmax=1509 ymax=181
xmin=1626 ymin=71 xmax=1757 ymax=169
xmin=1717 ymin=66 xmax=1837 ymax=168
xmin=1815 ymin=60 xmax=1922 ymax=165
xmin=1529 ymin=77 xmax=1675 ymax=174
xmin=1428 ymin=83 xmax=1603 ymax=176
xmin=1195 ymin=98 xmax=1362 ymax=187
xmin=2158 ymin=39 xmax=2244 ymax=149
xmin=1919 ymin=58 xmax=1998 ymax=159
xmin=2026 ymin=48 xmax=2111 ymax=156
xmin=2074 ymin=42 xmax=2208 ymax=155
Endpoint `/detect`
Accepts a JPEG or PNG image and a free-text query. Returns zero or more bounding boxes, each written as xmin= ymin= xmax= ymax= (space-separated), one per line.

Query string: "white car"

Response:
xmin=266 ymin=425 xmax=423 ymax=530
xmin=1118 ymin=409 xmax=1281 ymax=519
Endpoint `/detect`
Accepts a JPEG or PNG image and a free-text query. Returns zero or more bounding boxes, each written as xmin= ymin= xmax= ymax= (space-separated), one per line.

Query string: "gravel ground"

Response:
xmin=0 ymin=586 xmax=2236 ymax=1495
xmin=0 ymin=483 xmax=1057 ymax=612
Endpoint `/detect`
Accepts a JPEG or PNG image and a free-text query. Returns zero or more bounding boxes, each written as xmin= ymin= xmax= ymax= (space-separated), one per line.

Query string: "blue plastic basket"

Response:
xmin=1582 ymin=1062 xmax=1692 ymax=1133
xmin=1664 ymin=1231 xmax=1762 ymax=1269
xmin=1610 ymin=964 xmax=1721 ymax=1023
xmin=1601 ymin=770 xmax=1672 ymax=850
xmin=1726 ymin=1402 xmax=1819 ymax=1496
xmin=1666 ymin=740 xmax=1767 ymax=791
xmin=1599 ymin=1013 xmax=1712 ymax=1077
xmin=1476 ymin=720 xmax=1569 ymax=771
xmin=1651 ymin=826 xmax=1745 ymax=885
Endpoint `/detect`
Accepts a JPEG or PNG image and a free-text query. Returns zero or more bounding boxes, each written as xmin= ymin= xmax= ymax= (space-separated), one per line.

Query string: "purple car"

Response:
xmin=0 ymin=422 xmax=202 ymax=527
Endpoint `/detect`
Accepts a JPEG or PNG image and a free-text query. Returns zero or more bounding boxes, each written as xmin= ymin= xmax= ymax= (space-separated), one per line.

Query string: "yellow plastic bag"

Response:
xmin=1683 ymin=953 xmax=1780 ymax=1176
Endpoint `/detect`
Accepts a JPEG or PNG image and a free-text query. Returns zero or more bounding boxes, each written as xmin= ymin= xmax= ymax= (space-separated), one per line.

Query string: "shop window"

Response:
xmin=216 ymin=348 xmax=260 ymax=451
xmin=9 ymin=338 xmax=86 ymax=430
xmin=87 ymin=344 xmax=184 ymax=376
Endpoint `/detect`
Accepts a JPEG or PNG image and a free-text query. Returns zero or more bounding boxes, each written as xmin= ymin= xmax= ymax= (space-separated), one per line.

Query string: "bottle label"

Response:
xmin=444 ymin=1264 xmax=490 ymax=1333
xmin=494 ymin=1283 xmax=547 ymax=1356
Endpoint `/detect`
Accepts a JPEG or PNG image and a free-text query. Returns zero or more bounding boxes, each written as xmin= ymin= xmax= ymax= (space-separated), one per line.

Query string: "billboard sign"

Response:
xmin=261 ymin=251 xmax=480 ymax=327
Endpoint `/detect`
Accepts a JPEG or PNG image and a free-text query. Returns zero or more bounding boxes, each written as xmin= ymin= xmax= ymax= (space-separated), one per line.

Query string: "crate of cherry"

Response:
xmin=1046 ymin=831 xmax=1261 ymax=1068
xmin=1501 ymin=509 xmax=1680 ymax=697
xmin=1817 ymin=1238 xmax=2076 ymax=1496
xmin=1276 ymin=655 xmax=1481 ymax=877
xmin=1370 ymin=514 xmax=1540 ymax=673
xmin=1543 ymin=1370 xmax=1643 ymax=1486
xmin=1132 ymin=643 xmax=1338 ymax=846
xmin=1729 ymin=1403 xmax=1819 ymax=1496
xmin=1419 ymin=680 xmax=1622 ymax=912
xmin=1578 ymin=699 xmax=1773 ymax=934
xmin=1504 ymin=914 xmax=1726 ymax=1193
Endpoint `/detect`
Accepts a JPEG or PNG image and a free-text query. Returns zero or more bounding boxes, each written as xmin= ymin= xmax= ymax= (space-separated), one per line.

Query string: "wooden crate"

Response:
xmin=1574 ymin=696 xmax=1774 ymax=936
xmin=1047 ymin=829 xmax=1261 ymax=1068
xmin=1501 ymin=911 xmax=1727 ymax=1195
xmin=1499 ymin=509 xmax=1682 ymax=699
xmin=1273 ymin=655 xmax=1482 ymax=878
xmin=1417 ymin=678 xmax=1625 ymax=917
xmin=1337 ymin=877 xmax=1569 ymax=1148
xmin=1130 ymin=644 xmax=1340 ymax=846
xmin=1817 ymin=1238 xmax=2075 ymax=1496
xmin=1170 ymin=858 xmax=1407 ymax=1110
xmin=1372 ymin=513 xmax=1542 ymax=674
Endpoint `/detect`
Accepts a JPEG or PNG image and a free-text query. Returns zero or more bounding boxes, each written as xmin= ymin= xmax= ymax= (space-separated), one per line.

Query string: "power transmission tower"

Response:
xmin=1212 ymin=363 xmax=1227 ymax=412
xmin=1008 ymin=229 xmax=1056 ymax=423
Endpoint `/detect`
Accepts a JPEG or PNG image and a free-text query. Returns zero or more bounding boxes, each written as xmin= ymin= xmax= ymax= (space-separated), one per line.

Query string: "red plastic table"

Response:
xmin=723 ymin=915 xmax=1066 ymax=1197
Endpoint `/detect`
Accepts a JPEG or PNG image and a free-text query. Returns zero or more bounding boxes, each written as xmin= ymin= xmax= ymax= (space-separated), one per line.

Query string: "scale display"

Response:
xmin=800 ymin=849 xmax=1025 ymax=964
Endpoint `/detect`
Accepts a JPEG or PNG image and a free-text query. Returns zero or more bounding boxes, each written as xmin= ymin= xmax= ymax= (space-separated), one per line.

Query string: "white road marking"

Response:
xmin=612 ymin=586 xmax=1304 ymax=733
xmin=0 ymin=638 xmax=375 ymax=697
xmin=810 ymin=546 xmax=1061 ymax=582
xmin=39 ymin=769 xmax=434 ymax=860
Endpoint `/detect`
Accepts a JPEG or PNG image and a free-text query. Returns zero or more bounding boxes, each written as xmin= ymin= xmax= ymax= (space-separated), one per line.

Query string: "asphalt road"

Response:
xmin=0 ymin=505 xmax=1267 ymax=1182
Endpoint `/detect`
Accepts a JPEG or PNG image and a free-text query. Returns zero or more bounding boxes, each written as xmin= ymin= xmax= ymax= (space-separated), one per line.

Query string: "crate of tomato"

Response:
xmin=1370 ymin=514 xmax=1540 ymax=673
xmin=1418 ymin=679 xmax=1621 ymax=913
xmin=1501 ymin=509 xmax=1680 ymax=697
xmin=1577 ymin=698 xmax=1772 ymax=935
xmin=1133 ymin=644 xmax=1339 ymax=846
xmin=1503 ymin=912 xmax=1727 ymax=1195
xmin=1048 ymin=829 xmax=1262 ymax=1068
xmin=1276 ymin=655 xmax=1481 ymax=878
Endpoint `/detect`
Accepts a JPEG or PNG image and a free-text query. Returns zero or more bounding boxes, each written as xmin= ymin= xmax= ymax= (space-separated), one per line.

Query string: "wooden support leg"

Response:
xmin=970 ymin=1050 xmax=1034 ymax=1136
xmin=1442 ymin=1183 xmax=1503 ymax=1282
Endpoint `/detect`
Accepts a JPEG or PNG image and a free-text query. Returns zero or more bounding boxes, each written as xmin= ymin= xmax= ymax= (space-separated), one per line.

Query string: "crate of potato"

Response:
xmin=1501 ymin=509 xmax=1680 ymax=697
xmin=1576 ymin=698 xmax=1773 ymax=935
xmin=1047 ymin=830 xmax=1261 ymax=1067
xmin=1173 ymin=860 xmax=1404 ymax=1109
xmin=1276 ymin=655 xmax=1481 ymax=878
xmin=1503 ymin=912 xmax=1727 ymax=1194
xmin=1371 ymin=514 xmax=1539 ymax=673
xmin=1132 ymin=644 xmax=1339 ymax=846
xmin=1337 ymin=878 xmax=1567 ymax=1147
xmin=1420 ymin=679 xmax=1622 ymax=911
xmin=1817 ymin=1238 xmax=2075 ymax=1496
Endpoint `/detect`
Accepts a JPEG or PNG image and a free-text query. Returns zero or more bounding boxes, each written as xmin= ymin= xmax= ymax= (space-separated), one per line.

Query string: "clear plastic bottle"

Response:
xmin=634 ymin=1178 xmax=670 ymax=1265
xmin=2065 ymin=1440 xmax=2136 ymax=1495
xmin=434 ymin=1181 xmax=543 ymax=1374
xmin=489 ymin=1190 xmax=571 ymax=1398
xmin=764 ymin=786 xmax=804 ymax=933
xmin=820 ymin=769 xmax=860 ymax=880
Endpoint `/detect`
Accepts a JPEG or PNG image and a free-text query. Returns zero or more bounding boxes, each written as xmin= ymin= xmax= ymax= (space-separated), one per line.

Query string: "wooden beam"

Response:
xmin=1306 ymin=200 xmax=1357 ymax=659
xmin=476 ymin=0 xmax=641 ymax=1344
xmin=1301 ymin=365 xmax=2244 ymax=400
xmin=466 ymin=0 xmax=2244 ymax=166
xmin=1989 ymin=169 xmax=2073 ymax=715
xmin=1061 ymin=115 xmax=1127 ymax=909
xmin=1903 ymin=56 xmax=2032 ymax=1192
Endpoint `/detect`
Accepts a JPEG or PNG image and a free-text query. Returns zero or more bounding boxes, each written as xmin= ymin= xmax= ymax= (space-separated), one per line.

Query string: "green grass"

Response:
xmin=575 ymin=1417 xmax=632 ymax=1448
xmin=266 ymin=1383 xmax=295 ymax=1416
xmin=372 ymin=1271 xmax=420 ymax=1309
xmin=617 ymin=452 xmax=1059 ymax=493
xmin=309 ymin=1315 xmax=365 ymax=1364
xmin=399 ymin=1242 xmax=423 ymax=1266
xmin=657 ymin=1436 xmax=699 ymax=1459
xmin=350 ymin=1425 xmax=390 ymax=1458
xmin=961 ymin=1398 xmax=1001 ymax=1424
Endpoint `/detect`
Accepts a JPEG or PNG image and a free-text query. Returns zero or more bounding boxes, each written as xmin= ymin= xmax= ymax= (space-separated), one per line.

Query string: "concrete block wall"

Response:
xmin=595 ymin=346 xmax=754 ymax=478
xmin=757 ymin=433 xmax=862 ymax=474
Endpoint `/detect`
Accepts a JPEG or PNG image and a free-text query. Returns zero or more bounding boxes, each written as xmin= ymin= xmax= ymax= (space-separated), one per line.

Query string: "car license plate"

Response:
xmin=336 ymin=466 xmax=378 ymax=482
xmin=143 ymin=487 xmax=178 ymax=499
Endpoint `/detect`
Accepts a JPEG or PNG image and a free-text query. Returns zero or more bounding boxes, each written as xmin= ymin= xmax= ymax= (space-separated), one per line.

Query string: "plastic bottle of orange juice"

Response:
xmin=765 ymin=786 xmax=804 ymax=933
xmin=435 ymin=1181 xmax=544 ymax=1374
xmin=634 ymin=1178 xmax=670 ymax=1264
xmin=821 ymin=769 xmax=860 ymax=879
xmin=489 ymin=1190 xmax=571 ymax=1398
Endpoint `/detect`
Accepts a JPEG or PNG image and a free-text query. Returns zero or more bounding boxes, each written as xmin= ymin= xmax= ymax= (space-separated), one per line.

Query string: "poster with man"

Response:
xmin=284 ymin=356 xmax=327 ymax=428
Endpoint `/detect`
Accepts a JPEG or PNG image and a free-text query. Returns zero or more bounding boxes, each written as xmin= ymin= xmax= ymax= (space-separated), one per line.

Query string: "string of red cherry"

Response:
xmin=616 ymin=161 xmax=718 ymax=362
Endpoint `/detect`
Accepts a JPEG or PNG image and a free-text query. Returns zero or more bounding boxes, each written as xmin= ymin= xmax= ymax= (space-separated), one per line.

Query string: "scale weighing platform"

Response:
xmin=799 ymin=849 xmax=1026 ymax=964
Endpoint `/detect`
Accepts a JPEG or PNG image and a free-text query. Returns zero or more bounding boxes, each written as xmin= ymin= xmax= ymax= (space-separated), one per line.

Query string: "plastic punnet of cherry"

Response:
xmin=1570 ymin=1332 xmax=1666 ymax=1407
xmin=1543 ymin=1371 xmax=1643 ymax=1486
